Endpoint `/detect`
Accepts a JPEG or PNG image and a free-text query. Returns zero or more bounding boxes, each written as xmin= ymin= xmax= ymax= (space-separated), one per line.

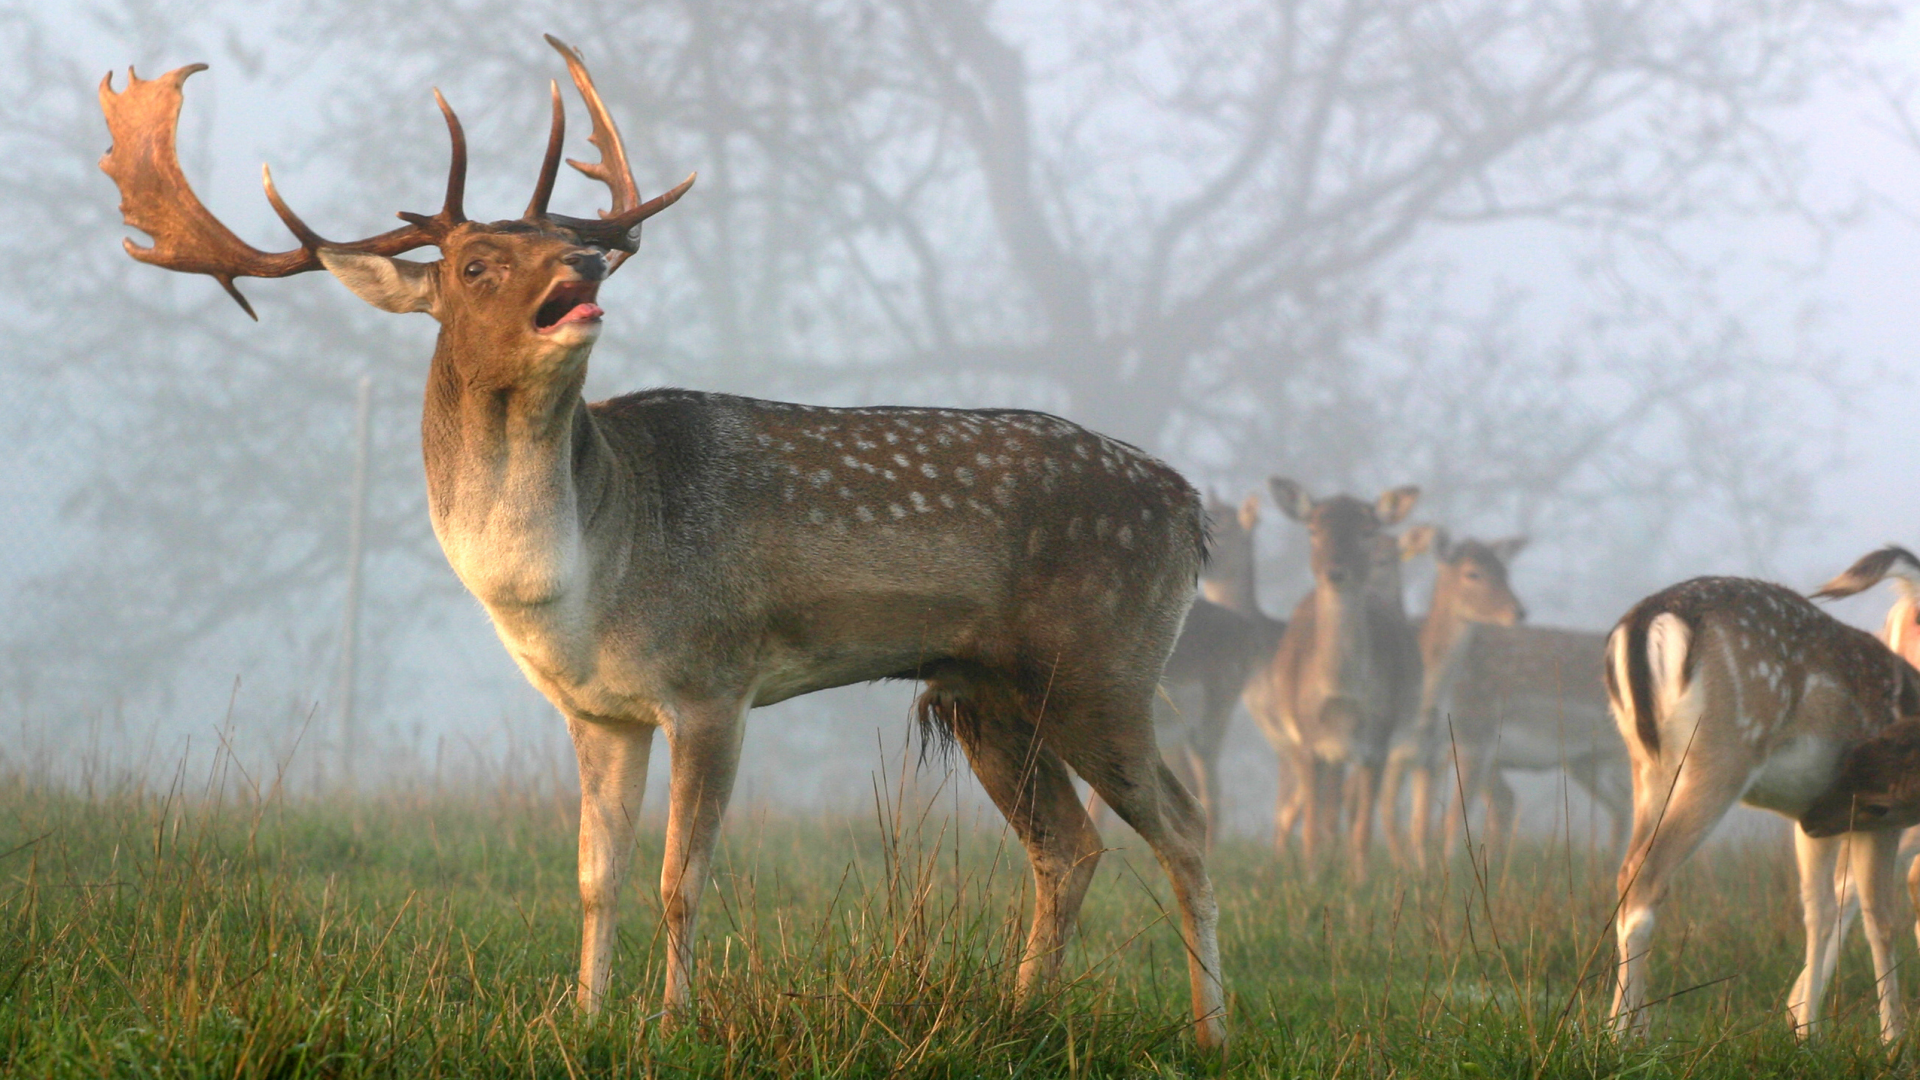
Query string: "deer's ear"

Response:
xmin=319 ymin=249 xmax=440 ymax=316
xmin=1399 ymin=524 xmax=1436 ymax=561
xmin=1238 ymin=494 xmax=1262 ymax=532
xmin=1489 ymin=535 xmax=1529 ymax=564
xmin=1268 ymin=477 xmax=1313 ymax=522
xmin=1375 ymin=485 xmax=1420 ymax=526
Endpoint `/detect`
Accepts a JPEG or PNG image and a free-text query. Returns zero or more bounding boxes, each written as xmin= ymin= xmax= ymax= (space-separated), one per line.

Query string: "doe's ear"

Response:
xmin=1375 ymin=485 xmax=1420 ymax=526
xmin=318 ymin=249 xmax=440 ymax=317
xmin=1268 ymin=477 xmax=1314 ymax=523
xmin=1399 ymin=524 xmax=1436 ymax=561
xmin=1488 ymin=535 xmax=1529 ymax=565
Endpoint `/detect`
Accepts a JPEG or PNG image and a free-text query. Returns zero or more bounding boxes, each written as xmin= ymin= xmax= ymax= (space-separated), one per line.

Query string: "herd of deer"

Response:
xmin=98 ymin=38 xmax=1920 ymax=1051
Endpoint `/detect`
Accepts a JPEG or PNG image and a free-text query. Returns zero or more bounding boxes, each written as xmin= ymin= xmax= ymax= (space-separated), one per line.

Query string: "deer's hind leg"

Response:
xmin=1059 ymin=688 xmax=1227 ymax=1050
xmin=932 ymin=679 xmax=1104 ymax=1001
xmin=1610 ymin=754 xmax=1742 ymax=1038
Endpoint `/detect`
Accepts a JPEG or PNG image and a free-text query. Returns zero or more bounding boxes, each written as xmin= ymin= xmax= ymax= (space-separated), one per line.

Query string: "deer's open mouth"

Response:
xmin=534 ymin=279 xmax=603 ymax=333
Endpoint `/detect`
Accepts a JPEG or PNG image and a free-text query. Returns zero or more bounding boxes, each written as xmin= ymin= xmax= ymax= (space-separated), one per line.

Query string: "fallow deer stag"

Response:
xmin=1607 ymin=577 xmax=1920 ymax=1042
xmin=100 ymin=40 xmax=1226 ymax=1046
xmin=1389 ymin=533 xmax=1629 ymax=865
xmin=1243 ymin=479 xmax=1420 ymax=865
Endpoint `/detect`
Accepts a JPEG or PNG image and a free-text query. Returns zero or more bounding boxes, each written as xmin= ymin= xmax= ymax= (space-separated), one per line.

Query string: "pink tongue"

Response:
xmin=556 ymin=302 xmax=603 ymax=326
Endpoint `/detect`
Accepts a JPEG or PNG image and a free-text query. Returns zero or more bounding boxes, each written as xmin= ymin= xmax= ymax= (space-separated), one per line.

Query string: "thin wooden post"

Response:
xmin=337 ymin=374 xmax=373 ymax=789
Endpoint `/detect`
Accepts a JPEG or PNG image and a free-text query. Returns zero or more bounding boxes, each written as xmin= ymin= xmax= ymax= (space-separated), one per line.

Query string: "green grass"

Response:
xmin=0 ymin=757 xmax=1915 ymax=1078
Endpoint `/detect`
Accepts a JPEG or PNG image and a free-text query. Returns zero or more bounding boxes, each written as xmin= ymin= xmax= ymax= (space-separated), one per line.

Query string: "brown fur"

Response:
xmin=103 ymin=40 xmax=1230 ymax=1049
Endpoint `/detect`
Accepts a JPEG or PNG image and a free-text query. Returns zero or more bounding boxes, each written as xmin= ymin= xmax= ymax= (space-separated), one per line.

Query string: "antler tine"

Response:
xmin=524 ymin=80 xmax=565 ymax=219
xmin=544 ymin=35 xmax=638 ymax=214
xmin=434 ymin=89 xmax=468 ymax=224
xmin=101 ymin=63 xmax=444 ymax=318
xmin=399 ymin=89 xmax=471 ymax=232
xmin=541 ymin=34 xmax=695 ymax=266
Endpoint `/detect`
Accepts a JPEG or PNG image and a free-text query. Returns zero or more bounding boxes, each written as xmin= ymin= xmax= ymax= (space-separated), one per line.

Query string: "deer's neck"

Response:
xmin=1419 ymin=585 xmax=1472 ymax=670
xmin=1201 ymin=546 xmax=1261 ymax=617
xmin=1308 ymin=582 xmax=1371 ymax=688
xmin=419 ymin=342 xmax=611 ymax=612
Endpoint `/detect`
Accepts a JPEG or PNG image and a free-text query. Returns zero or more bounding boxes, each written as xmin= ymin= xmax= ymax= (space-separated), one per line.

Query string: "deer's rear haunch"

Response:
xmin=100 ymin=37 xmax=1226 ymax=1048
xmin=1605 ymin=576 xmax=1920 ymax=1043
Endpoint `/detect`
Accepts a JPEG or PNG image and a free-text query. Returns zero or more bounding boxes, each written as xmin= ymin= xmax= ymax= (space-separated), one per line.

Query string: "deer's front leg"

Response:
xmin=1849 ymin=828 xmax=1907 ymax=1042
xmin=659 ymin=698 xmax=748 ymax=1011
xmin=568 ymin=715 xmax=656 ymax=1014
xmin=1788 ymin=828 xmax=1843 ymax=1037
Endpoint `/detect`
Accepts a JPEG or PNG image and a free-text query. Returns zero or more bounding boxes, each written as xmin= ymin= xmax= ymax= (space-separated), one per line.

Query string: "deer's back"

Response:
xmin=584 ymin=391 xmax=1205 ymax=705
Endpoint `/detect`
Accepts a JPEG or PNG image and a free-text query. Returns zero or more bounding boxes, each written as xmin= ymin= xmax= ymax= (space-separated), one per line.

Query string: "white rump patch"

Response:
xmin=1646 ymin=613 xmax=1692 ymax=719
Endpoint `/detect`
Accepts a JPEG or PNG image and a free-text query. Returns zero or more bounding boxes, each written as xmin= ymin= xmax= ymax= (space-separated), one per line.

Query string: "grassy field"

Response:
xmin=1 ymin=758 xmax=1914 ymax=1079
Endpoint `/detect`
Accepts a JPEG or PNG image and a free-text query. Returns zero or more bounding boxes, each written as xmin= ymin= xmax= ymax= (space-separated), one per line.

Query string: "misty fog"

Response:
xmin=3 ymin=0 xmax=1917 ymax=841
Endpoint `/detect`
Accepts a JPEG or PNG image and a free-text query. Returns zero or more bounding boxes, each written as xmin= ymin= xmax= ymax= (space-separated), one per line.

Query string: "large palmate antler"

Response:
xmin=100 ymin=37 xmax=694 ymax=318
xmin=532 ymin=35 xmax=695 ymax=272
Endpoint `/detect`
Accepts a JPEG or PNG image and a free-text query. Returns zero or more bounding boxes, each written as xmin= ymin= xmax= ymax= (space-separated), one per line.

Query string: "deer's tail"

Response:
xmin=1607 ymin=603 xmax=1696 ymax=757
xmin=912 ymin=666 xmax=1036 ymax=762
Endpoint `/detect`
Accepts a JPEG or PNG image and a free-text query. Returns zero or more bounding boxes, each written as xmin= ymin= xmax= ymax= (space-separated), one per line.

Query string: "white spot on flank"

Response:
xmin=920 ymin=463 xmax=939 ymax=479
xmin=889 ymin=504 xmax=907 ymax=519
xmin=955 ymin=467 xmax=975 ymax=486
xmin=910 ymin=492 xmax=930 ymax=512
xmin=855 ymin=505 xmax=875 ymax=523
xmin=893 ymin=453 xmax=911 ymax=468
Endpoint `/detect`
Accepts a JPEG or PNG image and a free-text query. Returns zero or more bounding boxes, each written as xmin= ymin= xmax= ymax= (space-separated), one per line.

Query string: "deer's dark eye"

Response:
xmin=464 ymin=260 xmax=485 ymax=278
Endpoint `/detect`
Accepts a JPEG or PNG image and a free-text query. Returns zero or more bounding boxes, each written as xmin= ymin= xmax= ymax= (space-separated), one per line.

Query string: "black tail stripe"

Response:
xmin=1625 ymin=607 xmax=1660 ymax=755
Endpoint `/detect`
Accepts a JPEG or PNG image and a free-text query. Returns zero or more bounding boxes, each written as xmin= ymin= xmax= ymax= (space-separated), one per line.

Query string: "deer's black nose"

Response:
xmin=562 ymin=249 xmax=607 ymax=280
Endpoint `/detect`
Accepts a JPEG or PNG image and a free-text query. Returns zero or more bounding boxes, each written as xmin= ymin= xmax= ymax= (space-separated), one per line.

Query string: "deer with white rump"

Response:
xmin=100 ymin=38 xmax=1225 ymax=1047
xmin=1606 ymin=576 xmax=1920 ymax=1042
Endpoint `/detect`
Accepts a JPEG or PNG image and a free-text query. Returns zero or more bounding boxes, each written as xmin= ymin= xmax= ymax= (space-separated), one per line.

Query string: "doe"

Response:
xmin=1606 ymin=576 xmax=1920 ymax=1042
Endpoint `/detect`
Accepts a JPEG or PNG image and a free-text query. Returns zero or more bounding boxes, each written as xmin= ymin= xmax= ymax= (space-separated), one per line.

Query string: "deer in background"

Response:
xmin=1800 ymin=545 xmax=1920 ymax=1016
xmin=101 ymin=40 xmax=1226 ymax=1047
xmin=1144 ymin=495 xmax=1287 ymax=841
xmin=1091 ymin=494 xmax=1285 ymax=843
xmin=1387 ymin=533 xmax=1628 ymax=866
xmin=1607 ymin=577 xmax=1920 ymax=1042
xmin=1817 ymin=545 xmax=1920 ymax=662
xmin=1244 ymin=479 xmax=1420 ymax=865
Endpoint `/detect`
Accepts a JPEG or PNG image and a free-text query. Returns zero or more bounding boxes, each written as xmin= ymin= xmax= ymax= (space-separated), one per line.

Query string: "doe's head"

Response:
xmin=1429 ymin=530 xmax=1528 ymax=625
xmin=1269 ymin=478 xmax=1419 ymax=595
